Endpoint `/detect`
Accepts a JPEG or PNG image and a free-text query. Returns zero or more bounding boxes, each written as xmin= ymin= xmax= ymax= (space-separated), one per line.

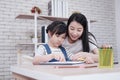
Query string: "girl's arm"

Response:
xmin=33 ymin=54 xmax=54 ymax=65
xmin=33 ymin=53 xmax=66 ymax=65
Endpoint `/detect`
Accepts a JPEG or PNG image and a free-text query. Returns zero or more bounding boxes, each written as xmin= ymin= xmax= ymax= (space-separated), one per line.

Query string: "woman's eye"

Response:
xmin=78 ymin=29 xmax=83 ymax=32
xmin=70 ymin=28 xmax=74 ymax=30
xmin=78 ymin=30 xmax=81 ymax=32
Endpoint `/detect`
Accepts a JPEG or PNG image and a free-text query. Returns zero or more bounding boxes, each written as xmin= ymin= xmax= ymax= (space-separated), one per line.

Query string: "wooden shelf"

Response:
xmin=39 ymin=16 xmax=68 ymax=21
xmin=16 ymin=14 xmax=96 ymax=23
xmin=16 ymin=14 xmax=68 ymax=21
xmin=17 ymin=43 xmax=45 ymax=45
xmin=16 ymin=14 xmax=44 ymax=20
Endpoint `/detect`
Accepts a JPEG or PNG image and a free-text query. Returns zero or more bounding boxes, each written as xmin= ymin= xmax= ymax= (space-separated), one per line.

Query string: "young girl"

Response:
xmin=33 ymin=21 xmax=69 ymax=65
xmin=62 ymin=12 xmax=99 ymax=64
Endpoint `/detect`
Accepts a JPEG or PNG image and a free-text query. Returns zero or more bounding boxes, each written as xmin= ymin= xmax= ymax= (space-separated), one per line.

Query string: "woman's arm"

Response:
xmin=91 ymin=48 xmax=99 ymax=62
xmin=70 ymin=48 xmax=99 ymax=64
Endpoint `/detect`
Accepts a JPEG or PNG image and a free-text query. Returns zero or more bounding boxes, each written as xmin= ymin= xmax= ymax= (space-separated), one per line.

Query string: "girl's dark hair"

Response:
xmin=46 ymin=21 xmax=67 ymax=36
xmin=67 ymin=13 xmax=89 ymax=52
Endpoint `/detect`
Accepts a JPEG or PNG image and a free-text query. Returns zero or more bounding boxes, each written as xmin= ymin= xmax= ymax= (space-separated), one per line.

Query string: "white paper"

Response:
xmin=39 ymin=61 xmax=84 ymax=65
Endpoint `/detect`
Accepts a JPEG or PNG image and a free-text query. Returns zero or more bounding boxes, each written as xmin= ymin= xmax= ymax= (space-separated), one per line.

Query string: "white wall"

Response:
xmin=115 ymin=0 xmax=120 ymax=61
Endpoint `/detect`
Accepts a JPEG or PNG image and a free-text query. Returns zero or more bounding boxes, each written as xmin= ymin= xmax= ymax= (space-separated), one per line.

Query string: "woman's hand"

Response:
xmin=101 ymin=44 xmax=112 ymax=48
xmin=70 ymin=52 xmax=95 ymax=64
xmin=84 ymin=56 xmax=94 ymax=64
xmin=70 ymin=52 xmax=88 ymax=61
xmin=51 ymin=53 xmax=66 ymax=62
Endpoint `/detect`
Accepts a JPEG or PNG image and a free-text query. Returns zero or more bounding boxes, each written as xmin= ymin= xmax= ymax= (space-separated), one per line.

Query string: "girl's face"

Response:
xmin=49 ymin=33 xmax=66 ymax=48
xmin=68 ymin=21 xmax=83 ymax=43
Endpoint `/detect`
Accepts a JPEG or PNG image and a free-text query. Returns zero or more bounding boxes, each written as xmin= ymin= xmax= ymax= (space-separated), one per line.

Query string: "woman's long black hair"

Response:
xmin=67 ymin=13 xmax=90 ymax=52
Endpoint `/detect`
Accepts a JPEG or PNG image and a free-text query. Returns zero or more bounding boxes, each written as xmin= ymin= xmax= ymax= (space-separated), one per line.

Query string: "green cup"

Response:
xmin=99 ymin=48 xmax=113 ymax=68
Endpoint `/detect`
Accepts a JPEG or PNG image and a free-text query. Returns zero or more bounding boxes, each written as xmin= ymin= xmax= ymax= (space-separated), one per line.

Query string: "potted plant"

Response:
xmin=30 ymin=33 xmax=41 ymax=43
xmin=31 ymin=6 xmax=41 ymax=14
xmin=27 ymin=30 xmax=41 ymax=43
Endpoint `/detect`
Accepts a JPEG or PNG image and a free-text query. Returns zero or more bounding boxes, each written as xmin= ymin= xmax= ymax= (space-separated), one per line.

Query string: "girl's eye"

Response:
xmin=62 ymin=36 xmax=66 ymax=39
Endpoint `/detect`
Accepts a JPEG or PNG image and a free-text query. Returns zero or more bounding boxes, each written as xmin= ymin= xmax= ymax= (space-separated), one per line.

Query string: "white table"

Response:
xmin=11 ymin=64 xmax=120 ymax=80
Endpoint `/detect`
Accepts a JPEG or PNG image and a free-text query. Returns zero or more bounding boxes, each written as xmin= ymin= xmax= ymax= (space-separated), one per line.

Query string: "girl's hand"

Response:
xmin=51 ymin=53 xmax=66 ymax=62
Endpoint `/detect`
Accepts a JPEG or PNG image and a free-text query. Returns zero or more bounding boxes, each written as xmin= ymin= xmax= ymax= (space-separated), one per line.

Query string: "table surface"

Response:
xmin=11 ymin=63 xmax=120 ymax=80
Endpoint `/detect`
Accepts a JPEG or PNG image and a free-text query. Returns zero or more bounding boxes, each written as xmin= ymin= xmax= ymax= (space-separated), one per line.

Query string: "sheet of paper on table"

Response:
xmin=39 ymin=61 xmax=98 ymax=68
xmin=39 ymin=61 xmax=84 ymax=65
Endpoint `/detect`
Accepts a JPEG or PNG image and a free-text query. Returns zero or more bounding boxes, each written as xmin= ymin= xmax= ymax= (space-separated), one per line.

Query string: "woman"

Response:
xmin=62 ymin=12 xmax=99 ymax=63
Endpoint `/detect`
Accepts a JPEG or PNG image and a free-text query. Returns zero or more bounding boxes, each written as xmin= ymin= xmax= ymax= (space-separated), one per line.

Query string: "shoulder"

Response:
xmin=36 ymin=44 xmax=47 ymax=55
xmin=37 ymin=44 xmax=46 ymax=52
xmin=38 ymin=44 xmax=46 ymax=49
xmin=62 ymin=37 xmax=69 ymax=45
xmin=63 ymin=37 xmax=82 ymax=45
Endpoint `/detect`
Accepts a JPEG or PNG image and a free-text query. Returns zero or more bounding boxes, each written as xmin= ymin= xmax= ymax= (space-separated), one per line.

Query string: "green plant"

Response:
xmin=30 ymin=34 xmax=40 ymax=39
xmin=27 ymin=30 xmax=40 ymax=39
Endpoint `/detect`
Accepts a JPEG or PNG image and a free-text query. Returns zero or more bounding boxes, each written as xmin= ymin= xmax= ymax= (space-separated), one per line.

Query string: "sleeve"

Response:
xmin=35 ymin=45 xmax=47 ymax=56
xmin=64 ymin=47 xmax=73 ymax=60
xmin=89 ymin=35 xmax=98 ymax=52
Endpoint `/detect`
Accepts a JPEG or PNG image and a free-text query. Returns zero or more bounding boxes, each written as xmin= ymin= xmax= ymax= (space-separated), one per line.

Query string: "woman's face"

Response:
xmin=68 ymin=21 xmax=83 ymax=43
